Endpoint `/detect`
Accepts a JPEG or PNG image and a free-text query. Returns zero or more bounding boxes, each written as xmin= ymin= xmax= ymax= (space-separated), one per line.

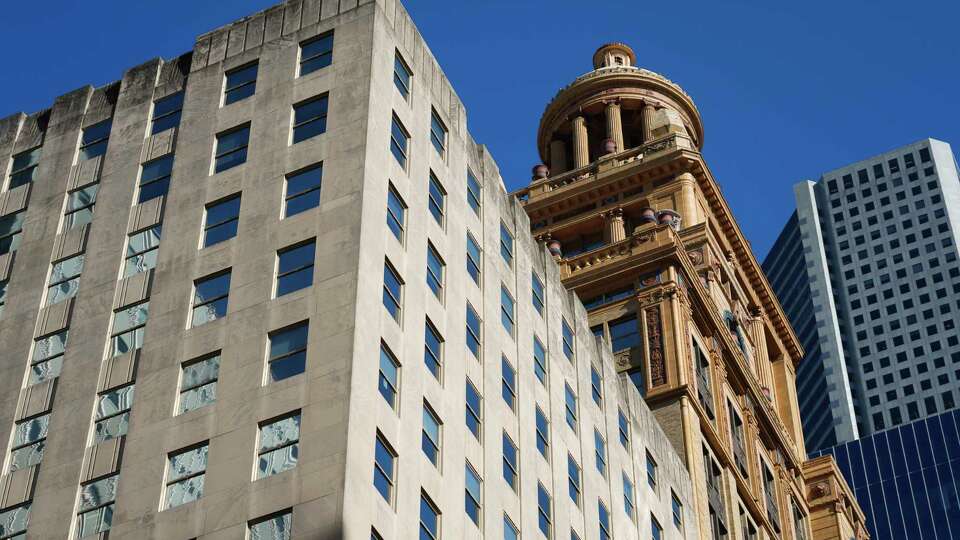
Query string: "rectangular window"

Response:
xmin=422 ymin=403 xmax=442 ymax=467
xmin=504 ymin=515 xmax=520 ymax=540
xmin=426 ymin=243 xmax=445 ymax=300
xmin=466 ymin=302 xmax=482 ymax=359
xmin=420 ymin=492 xmax=441 ymax=540
xmin=299 ymin=32 xmax=333 ymax=76
xmin=256 ymin=411 xmax=301 ymax=479
xmin=598 ymin=500 xmax=611 ymax=540
xmin=276 ymin=240 xmax=316 ymax=296
xmin=430 ymin=109 xmax=448 ymax=157
xmin=693 ymin=341 xmax=715 ymax=418
xmin=150 ymin=91 xmax=183 ymax=135
xmin=533 ymin=336 xmax=547 ymax=383
xmin=729 ymin=401 xmax=748 ymax=476
xmin=428 ymin=172 xmax=446 ymax=226
xmin=292 ymin=95 xmax=328 ymax=144
xmin=202 ymin=194 xmax=240 ymax=247
xmin=76 ymin=474 xmax=117 ymax=537
xmin=394 ymin=51 xmax=412 ymax=98
xmin=500 ymin=285 xmax=515 ymax=336
xmin=564 ymin=383 xmax=578 ymax=430
xmin=249 ymin=510 xmax=292 ymax=540
xmin=623 ymin=473 xmax=635 ymax=519
xmin=79 ymin=119 xmax=111 ymax=160
xmin=671 ymin=491 xmax=683 ymax=530
xmin=424 ymin=319 xmax=443 ymax=380
xmin=535 ymin=405 xmax=550 ymax=458
xmin=568 ymin=454 xmax=582 ymax=506
xmin=123 ymin=225 xmax=161 ymax=277
xmin=45 ymin=254 xmax=84 ymax=305
xmin=466 ymin=170 xmax=482 ymax=215
xmin=178 ymin=353 xmax=220 ymax=415
xmin=792 ymin=499 xmax=808 ymax=540
xmin=499 ymin=222 xmax=514 ymax=266
xmin=378 ymin=342 xmax=400 ymax=409
xmin=63 ymin=183 xmax=99 ymax=230
xmin=594 ymin=429 xmax=607 ymax=476
xmin=537 ymin=483 xmax=552 ymax=538
xmin=267 ymin=321 xmax=309 ymax=382
xmin=29 ymin=330 xmax=68 ymax=384
xmin=618 ymin=409 xmax=630 ymax=448
xmin=382 ymin=260 xmax=403 ymax=322
xmin=532 ymin=273 xmax=545 ymax=315
xmin=374 ymin=433 xmax=397 ymax=504
xmin=466 ymin=232 xmax=482 ymax=284
xmin=284 ymin=163 xmax=322 ymax=217
xmin=502 ymin=432 xmax=518 ymax=490
xmin=214 ymin=124 xmax=249 ymax=173
xmin=223 ymin=62 xmax=258 ymax=105
xmin=8 ymin=413 xmax=48 ymax=472
xmin=390 ymin=115 xmax=409 ymax=168
xmin=386 ymin=184 xmax=406 ymax=242
xmin=652 ymin=514 xmax=663 ymax=540
xmin=191 ymin=270 xmax=231 ymax=327
xmin=762 ymin=462 xmax=781 ymax=531
xmin=138 ymin=155 xmax=174 ymax=203
xmin=562 ymin=319 xmax=575 ymax=360
xmin=465 ymin=462 xmax=482 ymax=525
xmin=501 ymin=356 xmax=517 ymax=410
xmin=466 ymin=378 xmax=482 ymax=439
xmin=7 ymin=146 xmax=41 ymax=189
xmin=646 ymin=451 xmax=658 ymax=490
xmin=93 ymin=384 xmax=134 ymax=443
xmin=164 ymin=442 xmax=208 ymax=509
xmin=0 ymin=504 xmax=29 ymax=538
xmin=109 ymin=301 xmax=149 ymax=357
xmin=610 ymin=314 xmax=640 ymax=351
xmin=0 ymin=211 xmax=25 ymax=255
xmin=591 ymin=365 xmax=603 ymax=405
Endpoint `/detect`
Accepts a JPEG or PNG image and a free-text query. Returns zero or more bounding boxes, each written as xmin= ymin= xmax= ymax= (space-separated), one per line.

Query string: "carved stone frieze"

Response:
xmin=645 ymin=305 xmax=666 ymax=387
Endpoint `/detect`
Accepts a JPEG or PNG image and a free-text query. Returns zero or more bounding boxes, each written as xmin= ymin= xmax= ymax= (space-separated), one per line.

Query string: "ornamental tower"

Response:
xmin=516 ymin=44 xmax=869 ymax=540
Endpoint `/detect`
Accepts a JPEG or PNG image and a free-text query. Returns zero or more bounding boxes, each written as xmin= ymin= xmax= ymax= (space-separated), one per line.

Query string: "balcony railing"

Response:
xmin=512 ymin=133 xmax=695 ymax=203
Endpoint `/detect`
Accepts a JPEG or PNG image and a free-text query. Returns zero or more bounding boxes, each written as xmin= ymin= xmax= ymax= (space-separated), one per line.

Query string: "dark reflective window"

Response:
xmin=292 ymin=95 xmax=328 ymax=144
xmin=284 ymin=164 xmax=322 ymax=218
xmin=151 ymin=91 xmax=183 ymax=134
xmin=224 ymin=63 xmax=258 ymax=105
xmin=276 ymin=240 xmax=315 ymax=297
xmin=203 ymin=195 xmax=240 ymax=247
xmin=299 ymin=33 xmax=333 ymax=76
xmin=214 ymin=125 xmax=249 ymax=172
xmin=139 ymin=155 xmax=173 ymax=203
xmin=79 ymin=119 xmax=112 ymax=160
xmin=268 ymin=322 xmax=309 ymax=382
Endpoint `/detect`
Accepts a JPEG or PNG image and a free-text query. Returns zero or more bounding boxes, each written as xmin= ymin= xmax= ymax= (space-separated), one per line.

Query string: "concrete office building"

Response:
xmin=0 ymin=1 xmax=705 ymax=539
xmin=763 ymin=139 xmax=960 ymax=453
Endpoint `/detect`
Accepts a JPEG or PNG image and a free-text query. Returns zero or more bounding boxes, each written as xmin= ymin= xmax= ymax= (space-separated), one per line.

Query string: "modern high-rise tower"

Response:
xmin=0 ymin=2 xmax=866 ymax=540
xmin=763 ymin=139 xmax=960 ymax=453
xmin=514 ymin=44 xmax=867 ymax=540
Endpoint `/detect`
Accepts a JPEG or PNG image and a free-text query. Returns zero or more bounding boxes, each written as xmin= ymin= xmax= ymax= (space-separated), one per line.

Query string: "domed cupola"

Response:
xmin=537 ymin=43 xmax=703 ymax=174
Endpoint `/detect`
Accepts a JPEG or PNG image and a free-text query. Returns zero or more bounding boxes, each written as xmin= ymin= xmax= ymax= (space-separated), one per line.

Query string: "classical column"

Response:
xmin=642 ymin=102 xmax=656 ymax=143
xmin=549 ymin=139 xmax=567 ymax=173
xmin=604 ymin=208 xmax=626 ymax=243
xmin=571 ymin=115 xmax=589 ymax=168
xmin=604 ymin=100 xmax=624 ymax=152
xmin=676 ymin=172 xmax=698 ymax=226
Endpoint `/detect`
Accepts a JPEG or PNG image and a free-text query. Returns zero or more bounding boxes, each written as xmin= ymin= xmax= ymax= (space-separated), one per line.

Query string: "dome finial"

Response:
xmin=592 ymin=42 xmax=636 ymax=69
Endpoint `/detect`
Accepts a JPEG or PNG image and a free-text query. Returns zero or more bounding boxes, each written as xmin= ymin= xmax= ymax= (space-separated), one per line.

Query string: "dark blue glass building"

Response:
xmin=810 ymin=408 xmax=960 ymax=540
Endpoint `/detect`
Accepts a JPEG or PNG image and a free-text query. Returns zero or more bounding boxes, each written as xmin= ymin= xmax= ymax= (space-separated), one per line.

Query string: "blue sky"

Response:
xmin=2 ymin=0 xmax=957 ymax=257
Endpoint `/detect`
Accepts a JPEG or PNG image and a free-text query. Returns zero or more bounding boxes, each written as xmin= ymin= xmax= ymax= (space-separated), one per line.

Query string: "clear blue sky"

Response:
xmin=2 ymin=0 xmax=957 ymax=258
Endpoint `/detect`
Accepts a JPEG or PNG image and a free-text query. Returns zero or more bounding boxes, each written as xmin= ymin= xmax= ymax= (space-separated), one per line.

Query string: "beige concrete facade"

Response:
xmin=0 ymin=2 xmax=705 ymax=540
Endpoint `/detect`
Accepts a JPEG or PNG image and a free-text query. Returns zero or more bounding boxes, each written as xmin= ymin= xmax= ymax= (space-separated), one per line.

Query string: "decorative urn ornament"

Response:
xmin=532 ymin=164 xmax=549 ymax=180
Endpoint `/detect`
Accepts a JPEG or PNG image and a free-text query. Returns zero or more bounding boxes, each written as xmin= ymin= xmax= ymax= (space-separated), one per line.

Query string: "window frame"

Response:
xmin=213 ymin=123 xmax=250 ymax=173
xmin=275 ymin=239 xmax=317 ymax=297
xmin=150 ymin=91 xmax=184 ymax=135
xmin=374 ymin=432 xmax=397 ymax=505
xmin=284 ymin=163 xmax=323 ymax=218
xmin=190 ymin=269 xmax=232 ymax=328
xmin=222 ymin=61 xmax=258 ymax=106
xmin=266 ymin=321 xmax=309 ymax=383
xmin=201 ymin=194 xmax=241 ymax=248
xmin=298 ymin=32 xmax=334 ymax=76
xmin=163 ymin=442 xmax=208 ymax=509
xmin=393 ymin=51 xmax=412 ymax=99
xmin=390 ymin=114 xmax=410 ymax=169
xmin=177 ymin=352 xmax=220 ymax=415
xmin=291 ymin=94 xmax=329 ymax=144
xmin=386 ymin=183 xmax=407 ymax=242
xmin=429 ymin=108 xmax=448 ymax=157
xmin=255 ymin=410 xmax=302 ymax=479
xmin=382 ymin=259 xmax=404 ymax=322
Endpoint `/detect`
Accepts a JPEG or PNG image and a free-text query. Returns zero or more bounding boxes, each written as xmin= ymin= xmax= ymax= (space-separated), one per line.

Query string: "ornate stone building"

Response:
xmin=515 ymin=44 xmax=869 ymax=540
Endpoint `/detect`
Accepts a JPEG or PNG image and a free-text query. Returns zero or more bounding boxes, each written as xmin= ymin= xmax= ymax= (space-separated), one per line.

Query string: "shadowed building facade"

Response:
xmin=514 ymin=44 xmax=868 ymax=540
